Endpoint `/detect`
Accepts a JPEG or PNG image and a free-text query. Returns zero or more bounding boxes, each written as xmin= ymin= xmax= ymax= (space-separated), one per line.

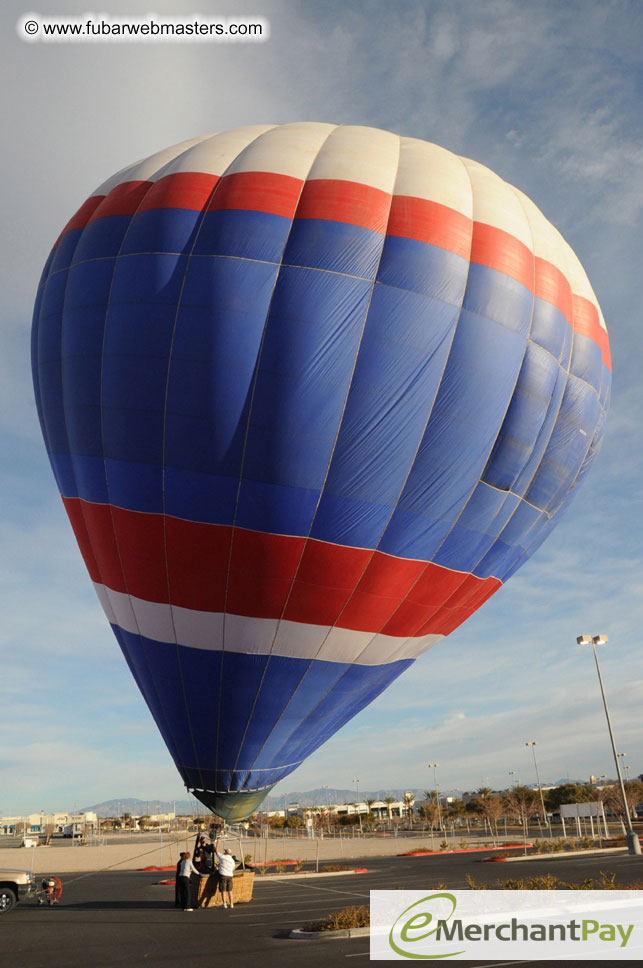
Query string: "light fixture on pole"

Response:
xmin=525 ymin=742 xmax=550 ymax=835
xmin=428 ymin=763 xmax=442 ymax=830
xmin=508 ymin=770 xmax=517 ymax=787
xmin=617 ymin=752 xmax=631 ymax=779
xmin=576 ymin=634 xmax=641 ymax=855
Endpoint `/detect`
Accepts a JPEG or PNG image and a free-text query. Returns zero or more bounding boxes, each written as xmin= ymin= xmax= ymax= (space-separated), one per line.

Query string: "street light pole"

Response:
xmin=428 ymin=763 xmax=442 ymax=830
xmin=577 ymin=634 xmax=641 ymax=856
xmin=352 ymin=779 xmax=362 ymax=833
xmin=322 ymin=785 xmax=330 ymax=834
xmin=525 ymin=742 xmax=550 ymax=836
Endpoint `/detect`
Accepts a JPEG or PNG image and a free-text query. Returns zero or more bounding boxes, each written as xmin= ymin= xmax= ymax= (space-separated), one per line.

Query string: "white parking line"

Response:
xmin=282 ymin=880 xmax=369 ymax=899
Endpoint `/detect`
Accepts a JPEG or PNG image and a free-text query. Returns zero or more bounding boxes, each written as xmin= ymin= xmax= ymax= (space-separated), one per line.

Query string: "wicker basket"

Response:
xmin=192 ymin=870 xmax=255 ymax=908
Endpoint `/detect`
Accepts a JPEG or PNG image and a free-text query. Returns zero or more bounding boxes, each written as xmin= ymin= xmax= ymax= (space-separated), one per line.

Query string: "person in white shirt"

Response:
xmin=176 ymin=851 xmax=200 ymax=911
xmin=214 ymin=840 xmax=237 ymax=908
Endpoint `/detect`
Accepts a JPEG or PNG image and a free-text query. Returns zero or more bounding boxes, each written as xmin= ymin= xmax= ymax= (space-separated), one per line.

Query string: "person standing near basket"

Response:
xmin=176 ymin=851 xmax=200 ymax=911
xmin=214 ymin=839 xmax=236 ymax=908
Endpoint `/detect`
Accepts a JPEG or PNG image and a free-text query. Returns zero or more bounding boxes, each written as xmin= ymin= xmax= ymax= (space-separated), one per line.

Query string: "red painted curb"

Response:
xmin=353 ymin=868 xmax=369 ymax=873
xmin=139 ymin=865 xmax=176 ymax=871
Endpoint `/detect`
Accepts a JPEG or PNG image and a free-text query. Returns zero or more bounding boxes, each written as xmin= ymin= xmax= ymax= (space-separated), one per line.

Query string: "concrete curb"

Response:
xmin=491 ymin=846 xmax=628 ymax=863
xmin=289 ymin=926 xmax=370 ymax=940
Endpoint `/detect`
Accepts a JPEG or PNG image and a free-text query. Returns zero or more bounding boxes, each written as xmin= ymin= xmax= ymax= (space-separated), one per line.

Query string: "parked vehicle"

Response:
xmin=0 ymin=869 xmax=36 ymax=914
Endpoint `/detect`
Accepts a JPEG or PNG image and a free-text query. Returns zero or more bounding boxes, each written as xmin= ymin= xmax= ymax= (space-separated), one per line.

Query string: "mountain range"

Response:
xmin=82 ymin=780 xmax=579 ymax=817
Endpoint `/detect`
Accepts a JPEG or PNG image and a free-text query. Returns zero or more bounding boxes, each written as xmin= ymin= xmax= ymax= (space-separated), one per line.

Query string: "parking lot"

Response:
xmin=3 ymin=849 xmax=643 ymax=968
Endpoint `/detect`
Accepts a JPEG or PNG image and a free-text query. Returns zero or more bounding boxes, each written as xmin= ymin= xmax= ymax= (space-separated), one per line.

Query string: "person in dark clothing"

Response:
xmin=176 ymin=851 xmax=200 ymax=911
xmin=174 ymin=854 xmax=183 ymax=908
xmin=200 ymin=839 xmax=215 ymax=872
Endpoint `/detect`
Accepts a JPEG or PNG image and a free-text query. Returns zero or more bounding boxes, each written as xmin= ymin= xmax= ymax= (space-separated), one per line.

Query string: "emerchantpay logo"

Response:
xmin=370 ymin=890 xmax=643 ymax=961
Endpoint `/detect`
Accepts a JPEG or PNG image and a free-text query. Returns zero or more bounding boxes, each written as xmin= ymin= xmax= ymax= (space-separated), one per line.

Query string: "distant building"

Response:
xmin=0 ymin=811 xmax=98 ymax=836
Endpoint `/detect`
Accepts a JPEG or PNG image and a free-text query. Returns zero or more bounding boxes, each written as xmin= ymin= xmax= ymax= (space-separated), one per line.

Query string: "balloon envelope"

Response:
xmin=32 ymin=123 xmax=610 ymax=820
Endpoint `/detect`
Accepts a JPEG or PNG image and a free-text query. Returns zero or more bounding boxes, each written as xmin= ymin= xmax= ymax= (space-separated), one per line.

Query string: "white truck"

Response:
xmin=0 ymin=868 xmax=36 ymax=914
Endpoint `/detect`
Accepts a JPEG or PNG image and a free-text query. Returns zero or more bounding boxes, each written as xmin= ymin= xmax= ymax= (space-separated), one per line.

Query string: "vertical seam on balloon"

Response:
xmin=235 ymin=133 xmax=413 ymax=782
xmin=214 ymin=124 xmax=338 ymax=792
xmin=89 ymin=144 xmax=242 ymax=790
xmin=242 ymin=147 xmax=478 ymax=777
xmin=248 ymin=152 xmax=484 ymax=770
xmin=502 ymin=371 xmax=606 ymax=582
xmin=456 ymin=186 xmax=567 ymax=582
xmin=419 ymin=180 xmax=539 ymax=586
xmin=93 ymin=186 xmax=190 ymax=775
xmin=76 ymin=130 xmax=227 ymax=771
xmin=154 ymin=128 xmax=282 ymax=797
xmin=326 ymin=171 xmax=536 ymax=650
xmin=488 ymin=233 xmax=594 ymax=583
xmin=41 ymin=196 xmax=185 ymax=770
xmin=32 ymin=281 xmax=50 ymax=455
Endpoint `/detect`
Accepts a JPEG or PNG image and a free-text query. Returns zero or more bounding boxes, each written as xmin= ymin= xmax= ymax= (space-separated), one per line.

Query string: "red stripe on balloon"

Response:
xmin=62 ymin=497 xmax=501 ymax=638
xmin=137 ymin=172 xmax=220 ymax=213
xmin=573 ymin=294 xmax=611 ymax=371
xmin=535 ymin=257 xmax=573 ymax=326
xmin=87 ymin=180 xmax=154 ymax=221
xmin=387 ymin=197 xmax=472 ymax=259
xmin=208 ymin=170 xmax=303 ymax=219
xmin=48 ymin=174 xmax=610 ymax=370
xmin=295 ymin=179 xmax=391 ymax=233
xmin=53 ymin=195 xmax=106 ymax=246
xmin=470 ymin=222 xmax=534 ymax=292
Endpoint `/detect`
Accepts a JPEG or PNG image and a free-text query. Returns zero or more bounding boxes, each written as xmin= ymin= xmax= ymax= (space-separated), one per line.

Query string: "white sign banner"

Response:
xmin=370 ymin=890 xmax=643 ymax=960
xmin=560 ymin=801 xmax=604 ymax=818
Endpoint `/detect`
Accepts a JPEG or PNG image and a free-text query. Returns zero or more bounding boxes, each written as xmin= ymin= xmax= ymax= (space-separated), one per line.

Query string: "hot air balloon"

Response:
xmin=31 ymin=123 xmax=610 ymax=820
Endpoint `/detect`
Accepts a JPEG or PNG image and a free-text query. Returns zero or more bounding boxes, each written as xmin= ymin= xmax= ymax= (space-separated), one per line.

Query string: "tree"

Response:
xmin=475 ymin=786 xmax=493 ymax=800
xmin=419 ymin=801 xmax=440 ymax=827
xmin=544 ymin=783 xmax=595 ymax=812
xmin=384 ymin=797 xmax=395 ymax=822
xmin=445 ymin=798 xmax=466 ymax=822
xmin=339 ymin=813 xmax=360 ymax=826
xmin=478 ymin=796 xmax=504 ymax=842
xmin=601 ymin=781 xmax=643 ymax=819
xmin=284 ymin=814 xmax=303 ymax=828
xmin=503 ymin=786 xmax=539 ymax=827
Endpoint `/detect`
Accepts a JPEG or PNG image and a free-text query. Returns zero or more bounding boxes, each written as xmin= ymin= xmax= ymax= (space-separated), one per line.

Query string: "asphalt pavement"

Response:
xmin=3 ymin=850 xmax=643 ymax=968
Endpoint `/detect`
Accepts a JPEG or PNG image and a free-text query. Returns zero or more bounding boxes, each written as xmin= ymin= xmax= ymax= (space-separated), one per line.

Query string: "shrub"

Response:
xmin=321 ymin=864 xmax=352 ymax=872
xmin=303 ymin=905 xmax=370 ymax=932
xmin=467 ymin=871 xmax=624 ymax=890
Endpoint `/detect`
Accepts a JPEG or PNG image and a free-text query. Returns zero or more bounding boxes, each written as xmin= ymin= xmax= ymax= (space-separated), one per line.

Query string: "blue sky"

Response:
xmin=1 ymin=0 xmax=642 ymax=814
